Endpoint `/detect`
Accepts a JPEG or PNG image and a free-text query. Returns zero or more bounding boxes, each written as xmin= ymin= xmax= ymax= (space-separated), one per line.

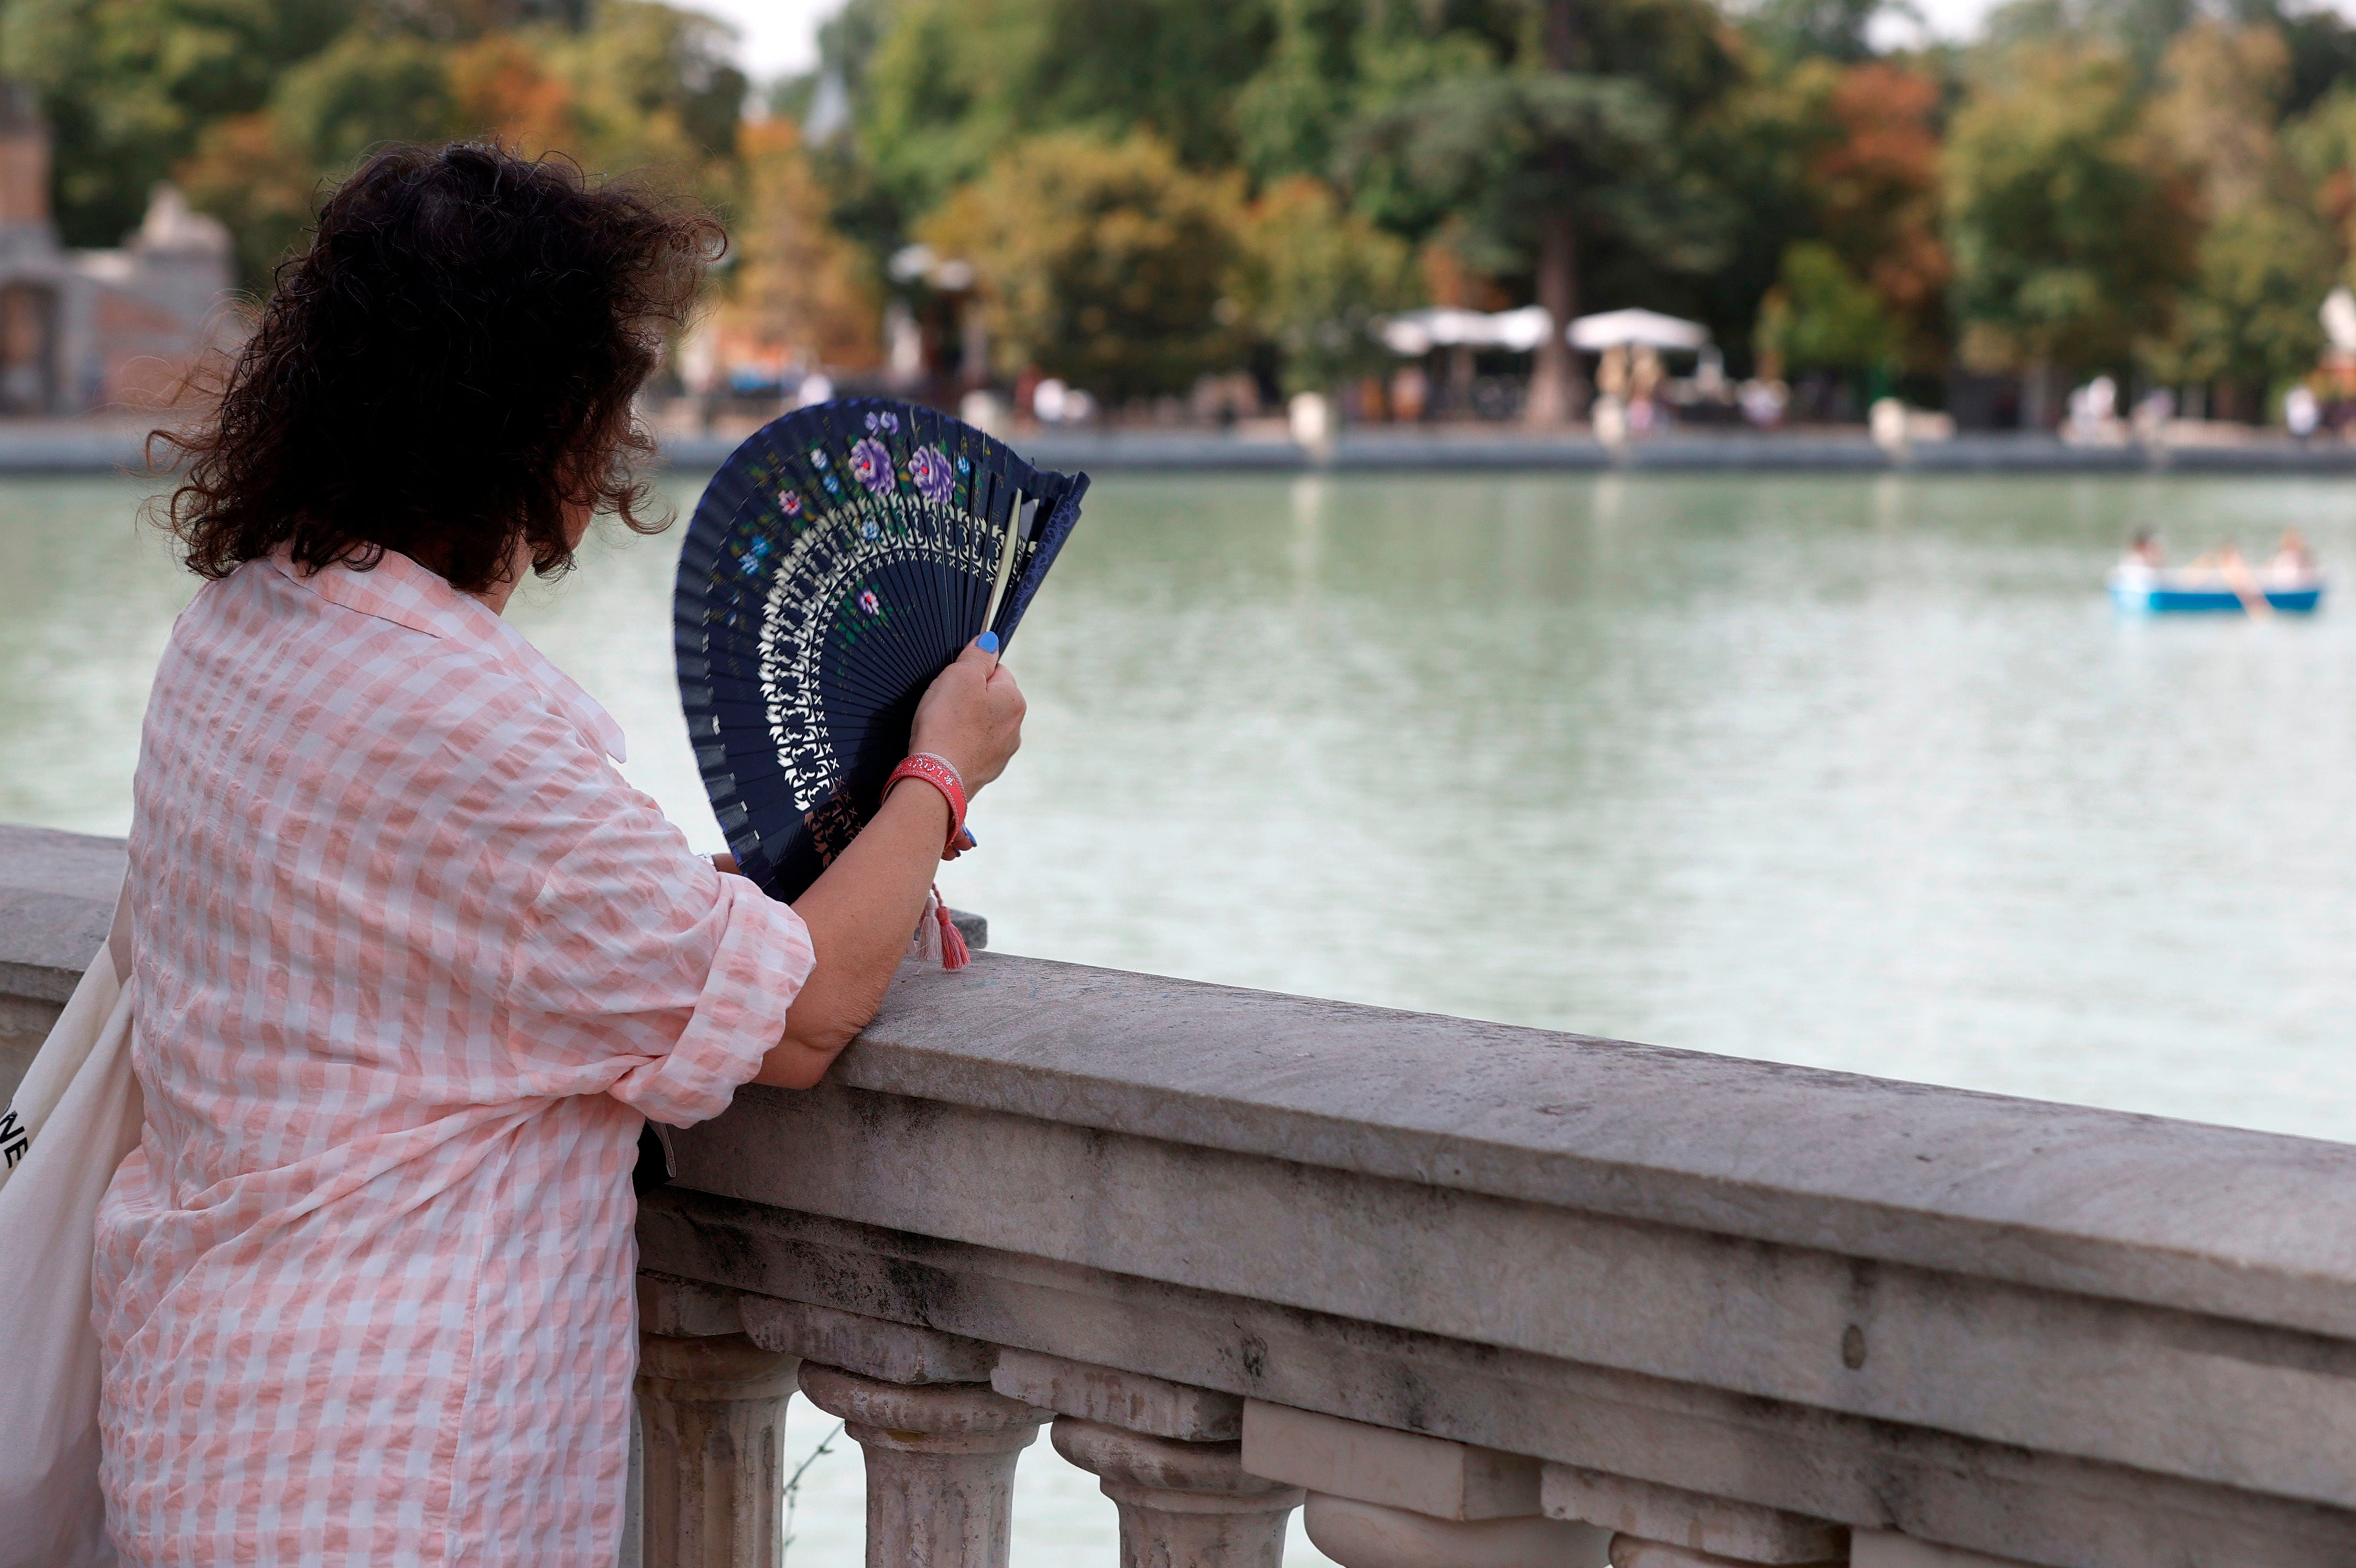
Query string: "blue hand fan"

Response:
xmin=673 ymin=398 xmax=1088 ymax=903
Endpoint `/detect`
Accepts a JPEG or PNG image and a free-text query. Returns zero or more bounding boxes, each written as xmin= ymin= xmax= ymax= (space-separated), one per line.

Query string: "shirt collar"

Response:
xmin=268 ymin=544 xmax=628 ymax=764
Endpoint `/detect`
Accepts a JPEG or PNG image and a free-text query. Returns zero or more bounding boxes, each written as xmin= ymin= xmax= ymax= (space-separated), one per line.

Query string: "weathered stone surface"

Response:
xmin=1241 ymin=1401 xmax=1541 ymax=1520
xmin=639 ymin=1272 xmax=745 ymax=1338
xmin=1611 ymin=1537 xmax=1842 ymax=1568
xmin=1547 ymin=1465 xmax=1845 ymax=1562
xmin=798 ymin=1365 xmax=1046 ymax=1568
xmin=639 ymin=1194 xmax=2356 ymax=1568
xmin=1303 ymin=1494 xmax=1607 ymax=1568
xmin=0 ymin=825 xmax=121 ymax=1006
xmin=992 ymin=1348 xmax=1244 ymax=1441
xmin=635 ymin=1333 xmax=798 ymax=1568
xmin=1053 ymin=1420 xmax=1301 ymax=1568
xmin=739 ymin=1294 xmax=996 ymax=1383
xmin=1853 ymin=1533 xmax=2031 ymax=1568
xmin=791 ymin=954 xmax=2356 ymax=1350
xmin=667 ymin=1080 xmax=2356 ymax=1511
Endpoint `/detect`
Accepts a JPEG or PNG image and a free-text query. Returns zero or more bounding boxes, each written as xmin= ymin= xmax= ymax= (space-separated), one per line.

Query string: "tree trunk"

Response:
xmin=1526 ymin=0 xmax=1587 ymax=429
xmin=1525 ymin=212 xmax=1585 ymax=427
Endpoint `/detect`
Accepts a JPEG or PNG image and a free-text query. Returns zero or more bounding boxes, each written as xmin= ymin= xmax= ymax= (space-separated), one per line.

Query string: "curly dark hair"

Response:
xmin=157 ymin=143 xmax=723 ymax=594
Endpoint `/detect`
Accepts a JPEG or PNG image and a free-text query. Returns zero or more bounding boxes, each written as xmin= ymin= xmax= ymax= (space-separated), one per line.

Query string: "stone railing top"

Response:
xmin=0 ymin=824 xmax=124 ymax=1004
xmin=8 ymin=821 xmax=2355 ymax=1338
xmin=847 ymin=955 xmax=2356 ymax=1340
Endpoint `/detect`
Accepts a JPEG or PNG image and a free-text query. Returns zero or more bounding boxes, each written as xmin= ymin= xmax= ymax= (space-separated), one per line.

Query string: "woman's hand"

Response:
xmin=910 ymin=635 xmax=1024 ymax=791
xmin=752 ymin=637 xmax=1024 ymax=1091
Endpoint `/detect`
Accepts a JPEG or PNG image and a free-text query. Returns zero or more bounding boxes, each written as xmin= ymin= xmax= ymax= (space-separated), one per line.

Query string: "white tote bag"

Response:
xmin=0 ymin=880 xmax=140 ymax=1568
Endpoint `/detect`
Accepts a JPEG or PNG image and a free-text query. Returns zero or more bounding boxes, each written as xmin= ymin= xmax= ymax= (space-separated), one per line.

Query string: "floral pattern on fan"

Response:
xmin=675 ymin=395 xmax=1089 ymax=903
xmin=849 ymin=437 xmax=893 ymax=496
xmin=908 ymin=444 xmax=953 ymax=504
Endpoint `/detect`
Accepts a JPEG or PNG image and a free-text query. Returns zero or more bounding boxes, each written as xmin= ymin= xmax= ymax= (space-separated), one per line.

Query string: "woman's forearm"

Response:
xmin=754 ymin=781 xmax=953 ymax=1088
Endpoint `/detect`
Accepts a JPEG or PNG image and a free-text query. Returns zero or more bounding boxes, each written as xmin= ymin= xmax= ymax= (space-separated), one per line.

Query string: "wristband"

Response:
xmin=886 ymin=753 xmax=968 ymax=857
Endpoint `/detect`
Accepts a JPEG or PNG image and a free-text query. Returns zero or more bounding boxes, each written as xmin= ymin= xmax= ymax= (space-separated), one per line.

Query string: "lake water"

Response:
xmin=8 ymin=467 xmax=2356 ymax=1562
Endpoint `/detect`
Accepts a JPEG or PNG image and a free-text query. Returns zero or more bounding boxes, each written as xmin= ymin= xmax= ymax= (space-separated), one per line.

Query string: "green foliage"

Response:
xmin=845 ymin=0 xmax=1273 ymax=226
xmin=272 ymin=27 xmax=457 ymax=166
xmin=2140 ymin=193 xmax=2333 ymax=392
xmin=1742 ymin=0 xmax=1888 ymax=66
xmin=1944 ymin=43 xmax=2195 ymax=370
xmin=1754 ymin=239 xmax=1900 ymax=373
xmin=920 ymin=133 xmax=1245 ymax=402
xmin=1234 ymin=175 xmax=1418 ymax=393
xmin=161 ymin=0 xmax=746 ymax=288
xmin=1 ymin=0 xmax=354 ymax=245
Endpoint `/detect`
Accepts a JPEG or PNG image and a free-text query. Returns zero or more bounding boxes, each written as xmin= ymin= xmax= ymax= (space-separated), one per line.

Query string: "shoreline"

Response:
xmin=12 ymin=421 xmax=2356 ymax=476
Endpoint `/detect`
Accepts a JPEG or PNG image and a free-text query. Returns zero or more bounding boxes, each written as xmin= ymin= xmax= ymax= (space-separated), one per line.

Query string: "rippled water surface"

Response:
xmin=9 ymin=467 xmax=2356 ymax=1560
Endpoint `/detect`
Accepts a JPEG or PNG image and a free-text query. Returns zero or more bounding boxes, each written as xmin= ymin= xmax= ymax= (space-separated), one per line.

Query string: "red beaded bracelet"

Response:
xmin=885 ymin=752 xmax=968 ymax=858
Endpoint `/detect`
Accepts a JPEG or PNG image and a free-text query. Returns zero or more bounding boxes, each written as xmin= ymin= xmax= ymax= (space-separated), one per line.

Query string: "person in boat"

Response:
xmin=2182 ymin=542 xmax=2250 ymax=582
xmin=2269 ymin=528 xmax=2317 ymax=583
xmin=95 ymin=143 xmax=1026 ymax=1566
xmin=2122 ymin=530 xmax=2166 ymax=571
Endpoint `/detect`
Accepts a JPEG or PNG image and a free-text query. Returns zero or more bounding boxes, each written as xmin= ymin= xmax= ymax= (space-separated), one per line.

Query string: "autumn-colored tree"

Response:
xmin=1232 ymin=175 xmax=1417 ymax=394
xmin=921 ymin=133 xmax=1244 ymax=402
xmin=1806 ymin=62 xmax=1949 ymax=368
xmin=176 ymin=1 xmax=744 ymax=289
xmin=721 ymin=118 xmax=879 ymax=373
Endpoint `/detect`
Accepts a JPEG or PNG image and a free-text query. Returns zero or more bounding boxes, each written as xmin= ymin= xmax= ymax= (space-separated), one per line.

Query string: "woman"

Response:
xmin=93 ymin=144 xmax=1022 ymax=1564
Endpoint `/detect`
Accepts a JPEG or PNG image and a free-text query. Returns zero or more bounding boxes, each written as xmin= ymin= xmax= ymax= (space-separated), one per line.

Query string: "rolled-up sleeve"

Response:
xmin=503 ymin=772 xmax=816 ymax=1127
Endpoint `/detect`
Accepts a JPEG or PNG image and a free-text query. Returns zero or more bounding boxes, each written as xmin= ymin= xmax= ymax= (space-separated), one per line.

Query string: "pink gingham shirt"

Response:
xmin=94 ymin=546 xmax=813 ymax=1566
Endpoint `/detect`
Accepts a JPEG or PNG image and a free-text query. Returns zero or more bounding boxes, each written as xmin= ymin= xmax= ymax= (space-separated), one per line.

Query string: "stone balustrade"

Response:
xmin=11 ymin=822 xmax=2356 ymax=1568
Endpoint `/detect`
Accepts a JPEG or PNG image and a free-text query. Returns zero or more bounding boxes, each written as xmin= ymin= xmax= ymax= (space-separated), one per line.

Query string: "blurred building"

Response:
xmin=0 ymin=81 xmax=234 ymax=416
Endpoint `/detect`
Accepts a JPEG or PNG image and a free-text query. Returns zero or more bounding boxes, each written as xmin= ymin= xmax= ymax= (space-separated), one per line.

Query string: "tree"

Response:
xmin=1754 ymin=239 xmax=1901 ymax=377
xmin=1232 ymin=175 xmax=1417 ymax=394
xmin=2140 ymin=200 xmax=2331 ymax=410
xmin=843 ymin=0 xmax=1273 ymax=230
xmin=919 ymin=133 xmax=1244 ymax=403
xmin=2288 ymin=82 xmax=2356 ymax=263
xmin=1335 ymin=0 xmax=1735 ymax=425
xmin=2140 ymin=23 xmax=2335 ymax=413
xmin=1806 ymin=61 xmax=1950 ymax=370
xmin=174 ymin=1 xmax=747 ymax=289
xmin=1944 ymin=42 xmax=2195 ymax=410
xmin=722 ymin=118 xmax=879 ymax=373
xmin=0 ymin=0 xmax=354 ymax=246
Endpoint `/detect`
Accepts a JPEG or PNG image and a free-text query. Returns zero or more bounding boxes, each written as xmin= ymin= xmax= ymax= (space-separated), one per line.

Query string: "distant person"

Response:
xmin=95 ymin=144 xmax=1024 ymax=1566
xmin=2270 ymin=528 xmax=2317 ymax=583
xmin=2286 ymin=385 xmax=2321 ymax=440
xmin=2122 ymin=530 xmax=2166 ymax=571
xmin=2183 ymin=541 xmax=2246 ymax=577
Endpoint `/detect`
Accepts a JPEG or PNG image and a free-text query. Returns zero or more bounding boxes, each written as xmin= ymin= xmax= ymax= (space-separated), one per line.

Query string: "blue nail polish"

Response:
xmin=962 ymin=825 xmax=978 ymax=845
xmin=976 ymin=631 xmax=1000 ymax=655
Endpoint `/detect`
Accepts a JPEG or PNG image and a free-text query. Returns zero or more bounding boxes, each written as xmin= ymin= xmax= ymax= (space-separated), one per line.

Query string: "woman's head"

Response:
xmin=160 ymin=143 xmax=722 ymax=594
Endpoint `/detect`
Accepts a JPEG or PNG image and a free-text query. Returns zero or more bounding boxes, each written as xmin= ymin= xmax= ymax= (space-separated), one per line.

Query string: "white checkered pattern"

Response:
xmin=93 ymin=547 xmax=813 ymax=1565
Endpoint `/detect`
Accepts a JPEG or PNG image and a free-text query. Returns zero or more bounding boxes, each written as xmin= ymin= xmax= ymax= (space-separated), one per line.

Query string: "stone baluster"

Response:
xmin=991 ymin=1348 xmax=1302 ymax=1567
xmin=635 ymin=1276 xmax=798 ymax=1568
xmin=739 ymin=1297 xmax=1050 ymax=1568
xmin=1542 ymin=1465 xmax=1847 ymax=1568
xmin=1240 ymin=1400 xmax=1607 ymax=1568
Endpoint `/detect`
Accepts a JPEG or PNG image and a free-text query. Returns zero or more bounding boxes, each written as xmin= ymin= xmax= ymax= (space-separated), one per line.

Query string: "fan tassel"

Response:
xmin=935 ymin=887 xmax=970 ymax=971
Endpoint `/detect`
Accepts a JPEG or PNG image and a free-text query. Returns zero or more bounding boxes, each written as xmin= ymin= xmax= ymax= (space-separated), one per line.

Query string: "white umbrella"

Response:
xmin=1566 ymin=308 xmax=1710 ymax=352
xmin=1380 ymin=306 xmax=1555 ymax=355
xmin=2322 ymin=287 xmax=2356 ymax=354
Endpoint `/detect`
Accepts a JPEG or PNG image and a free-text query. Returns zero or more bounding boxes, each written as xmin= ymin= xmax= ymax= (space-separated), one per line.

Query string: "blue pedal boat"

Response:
xmin=2108 ymin=571 xmax=2325 ymax=614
